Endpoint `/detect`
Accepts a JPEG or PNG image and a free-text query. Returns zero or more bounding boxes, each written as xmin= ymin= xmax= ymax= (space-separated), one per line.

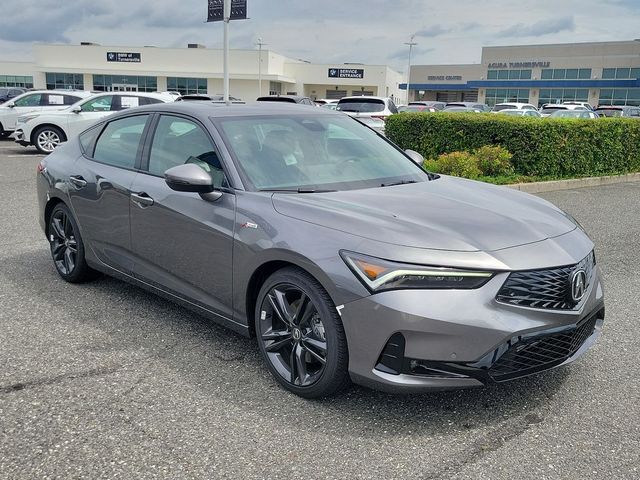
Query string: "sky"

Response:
xmin=1 ymin=0 xmax=639 ymax=71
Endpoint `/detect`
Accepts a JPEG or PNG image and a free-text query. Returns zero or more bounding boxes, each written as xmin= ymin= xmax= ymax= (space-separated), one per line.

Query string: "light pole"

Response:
xmin=404 ymin=34 xmax=417 ymax=105
xmin=223 ymin=0 xmax=231 ymax=104
xmin=256 ymin=37 xmax=266 ymax=97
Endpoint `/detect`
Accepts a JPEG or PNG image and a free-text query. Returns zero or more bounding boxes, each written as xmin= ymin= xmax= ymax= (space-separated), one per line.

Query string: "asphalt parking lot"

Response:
xmin=0 ymin=138 xmax=638 ymax=480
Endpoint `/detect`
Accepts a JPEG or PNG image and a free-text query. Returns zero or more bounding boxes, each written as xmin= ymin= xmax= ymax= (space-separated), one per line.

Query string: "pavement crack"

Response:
xmin=422 ymin=412 xmax=545 ymax=479
xmin=0 ymin=365 xmax=121 ymax=395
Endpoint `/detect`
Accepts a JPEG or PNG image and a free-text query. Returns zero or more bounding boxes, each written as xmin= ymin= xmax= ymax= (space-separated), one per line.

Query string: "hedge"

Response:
xmin=386 ymin=113 xmax=640 ymax=177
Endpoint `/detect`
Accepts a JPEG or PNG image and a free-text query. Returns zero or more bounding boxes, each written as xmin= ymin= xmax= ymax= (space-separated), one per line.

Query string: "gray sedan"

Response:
xmin=36 ymin=102 xmax=605 ymax=398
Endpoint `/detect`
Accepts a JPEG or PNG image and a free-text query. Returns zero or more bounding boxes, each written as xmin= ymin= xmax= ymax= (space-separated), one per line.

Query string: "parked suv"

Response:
xmin=0 ymin=87 xmax=28 ymax=104
xmin=595 ymin=105 xmax=640 ymax=118
xmin=14 ymin=92 xmax=174 ymax=153
xmin=446 ymin=101 xmax=491 ymax=112
xmin=491 ymin=102 xmax=538 ymax=112
xmin=257 ymin=95 xmax=315 ymax=106
xmin=409 ymin=101 xmax=446 ymax=111
xmin=0 ymin=90 xmax=92 ymax=138
xmin=336 ymin=96 xmax=398 ymax=120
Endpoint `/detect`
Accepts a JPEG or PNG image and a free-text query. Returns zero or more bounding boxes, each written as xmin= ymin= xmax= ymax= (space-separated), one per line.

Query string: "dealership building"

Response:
xmin=0 ymin=43 xmax=403 ymax=102
xmin=403 ymin=39 xmax=640 ymax=107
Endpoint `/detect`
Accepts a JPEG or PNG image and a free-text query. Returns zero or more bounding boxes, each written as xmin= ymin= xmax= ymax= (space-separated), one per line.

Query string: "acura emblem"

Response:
xmin=571 ymin=269 xmax=587 ymax=302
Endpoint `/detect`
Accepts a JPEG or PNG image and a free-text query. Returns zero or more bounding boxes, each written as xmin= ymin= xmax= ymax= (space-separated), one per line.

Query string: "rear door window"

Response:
xmin=92 ymin=115 xmax=149 ymax=169
xmin=81 ymin=96 xmax=115 ymax=112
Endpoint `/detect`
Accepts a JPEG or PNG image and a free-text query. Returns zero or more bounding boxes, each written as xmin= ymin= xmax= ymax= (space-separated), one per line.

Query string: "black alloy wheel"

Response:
xmin=256 ymin=268 xmax=349 ymax=398
xmin=47 ymin=204 xmax=97 ymax=283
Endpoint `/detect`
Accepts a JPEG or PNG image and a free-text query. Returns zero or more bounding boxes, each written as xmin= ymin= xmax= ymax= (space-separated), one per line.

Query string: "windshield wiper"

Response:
xmin=380 ymin=180 xmax=418 ymax=187
xmin=260 ymin=188 xmax=337 ymax=193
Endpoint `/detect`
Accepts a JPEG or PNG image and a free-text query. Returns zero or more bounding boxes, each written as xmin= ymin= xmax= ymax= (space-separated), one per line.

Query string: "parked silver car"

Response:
xmin=336 ymin=96 xmax=398 ymax=121
xmin=37 ymin=102 xmax=604 ymax=398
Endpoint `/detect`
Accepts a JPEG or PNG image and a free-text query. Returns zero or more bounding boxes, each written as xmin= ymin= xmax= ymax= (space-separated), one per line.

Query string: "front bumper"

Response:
xmin=12 ymin=129 xmax=30 ymax=146
xmin=341 ymin=263 xmax=605 ymax=393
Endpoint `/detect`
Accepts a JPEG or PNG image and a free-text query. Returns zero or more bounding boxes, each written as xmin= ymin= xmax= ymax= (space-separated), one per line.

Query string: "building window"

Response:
xmin=167 ymin=77 xmax=207 ymax=95
xmin=484 ymin=88 xmax=529 ymax=107
xmin=45 ymin=73 xmax=84 ymax=90
xmin=92 ymin=75 xmax=157 ymax=92
xmin=487 ymin=69 xmax=531 ymax=80
xmin=538 ymin=88 xmax=589 ymax=107
xmin=541 ymin=69 xmax=591 ymax=80
xmin=269 ymin=81 xmax=282 ymax=96
xmin=599 ymin=89 xmax=640 ymax=106
xmin=602 ymin=68 xmax=640 ymax=80
xmin=0 ymin=75 xmax=34 ymax=88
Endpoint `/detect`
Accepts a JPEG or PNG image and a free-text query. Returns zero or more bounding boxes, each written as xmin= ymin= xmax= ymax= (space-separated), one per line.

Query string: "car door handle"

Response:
xmin=69 ymin=175 xmax=87 ymax=189
xmin=131 ymin=192 xmax=154 ymax=208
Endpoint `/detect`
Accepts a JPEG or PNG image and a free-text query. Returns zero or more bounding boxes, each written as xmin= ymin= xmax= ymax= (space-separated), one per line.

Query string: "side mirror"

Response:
xmin=6 ymin=102 xmax=15 ymax=108
xmin=71 ymin=106 xmax=82 ymax=113
xmin=164 ymin=163 xmax=222 ymax=201
xmin=405 ymin=149 xmax=424 ymax=166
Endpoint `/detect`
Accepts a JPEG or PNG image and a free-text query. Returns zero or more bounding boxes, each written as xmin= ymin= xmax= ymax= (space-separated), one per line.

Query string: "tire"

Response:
xmin=255 ymin=267 xmax=350 ymax=398
xmin=47 ymin=203 xmax=98 ymax=283
xmin=34 ymin=125 xmax=66 ymax=154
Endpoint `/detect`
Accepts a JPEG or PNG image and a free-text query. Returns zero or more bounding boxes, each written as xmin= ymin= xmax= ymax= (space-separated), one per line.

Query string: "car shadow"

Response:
xmin=3 ymin=246 xmax=575 ymax=438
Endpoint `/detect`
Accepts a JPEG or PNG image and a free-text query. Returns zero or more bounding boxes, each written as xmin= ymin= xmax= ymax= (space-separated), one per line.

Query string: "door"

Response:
xmin=129 ymin=114 xmax=236 ymax=318
xmin=67 ymin=95 xmax=116 ymax=138
xmin=5 ymin=93 xmax=45 ymax=129
xmin=112 ymin=84 xmax=138 ymax=92
xmin=68 ymin=114 xmax=151 ymax=272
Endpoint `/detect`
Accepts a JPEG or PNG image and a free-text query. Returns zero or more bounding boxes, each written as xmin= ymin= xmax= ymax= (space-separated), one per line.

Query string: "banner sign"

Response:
xmin=328 ymin=68 xmax=364 ymax=79
xmin=107 ymin=52 xmax=141 ymax=63
xmin=207 ymin=0 xmax=247 ymax=22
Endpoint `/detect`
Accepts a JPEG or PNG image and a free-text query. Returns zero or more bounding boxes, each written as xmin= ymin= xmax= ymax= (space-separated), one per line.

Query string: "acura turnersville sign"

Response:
xmin=107 ymin=52 xmax=141 ymax=63
xmin=328 ymin=68 xmax=364 ymax=79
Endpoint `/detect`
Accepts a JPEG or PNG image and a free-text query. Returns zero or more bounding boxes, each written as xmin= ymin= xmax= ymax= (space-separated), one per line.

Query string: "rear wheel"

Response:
xmin=34 ymin=126 xmax=66 ymax=154
xmin=47 ymin=203 xmax=98 ymax=283
xmin=255 ymin=267 xmax=350 ymax=398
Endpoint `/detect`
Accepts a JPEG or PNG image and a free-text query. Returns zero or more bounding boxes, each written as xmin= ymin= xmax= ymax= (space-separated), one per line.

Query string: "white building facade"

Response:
xmin=0 ymin=43 xmax=403 ymax=103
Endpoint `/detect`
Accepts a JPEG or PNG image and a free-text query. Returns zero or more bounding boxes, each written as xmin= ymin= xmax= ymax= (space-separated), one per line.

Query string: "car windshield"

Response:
xmin=550 ymin=111 xmax=583 ymax=118
xmin=501 ymin=110 xmax=526 ymax=116
xmin=595 ymin=109 xmax=623 ymax=117
xmin=336 ymin=99 xmax=385 ymax=113
xmin=216 ymin=114 xmax=427 ymax=191
xmin=492 ymin=105 xmax=517 ymax=111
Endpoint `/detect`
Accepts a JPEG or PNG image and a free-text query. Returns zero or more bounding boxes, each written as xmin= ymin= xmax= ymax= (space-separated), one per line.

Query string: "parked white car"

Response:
xmin=0 ymin=90 xmax=92 ymax=138
xmin=336 ymin=96 xmax=399 ymax=121
xmin=491 ymin=102 xmax=538 ymax=112
xmin=562 ymin=101 xmax=594 ymax=111
xmin=14 ymin=92 xmax=174 ymax=153
xmin=539 ymin=104 xmax=589 ymax=117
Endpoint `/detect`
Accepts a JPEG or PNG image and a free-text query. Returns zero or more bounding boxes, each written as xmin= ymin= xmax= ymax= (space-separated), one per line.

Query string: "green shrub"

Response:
xmin=436 ymin=151 xmax=482 ymax=178
xmin=386 ymin=112 xmax=640 ymax=178
xmin=475 ymin=145 xmax=514 ymax=176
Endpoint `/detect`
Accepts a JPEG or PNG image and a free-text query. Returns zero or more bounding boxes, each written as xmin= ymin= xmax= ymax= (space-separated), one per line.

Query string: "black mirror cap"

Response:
xmin=165 ymin=180 xmax=214 ymax=193
xmin=164 ymin=163 xmax=215 ymax=193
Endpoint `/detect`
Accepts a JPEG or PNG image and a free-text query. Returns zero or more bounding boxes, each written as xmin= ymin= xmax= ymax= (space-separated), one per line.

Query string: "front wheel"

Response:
xmin=255 ymin=267 xmax=350 ymax=398
xmin=34 ymin=126 xmax=66 ymax=154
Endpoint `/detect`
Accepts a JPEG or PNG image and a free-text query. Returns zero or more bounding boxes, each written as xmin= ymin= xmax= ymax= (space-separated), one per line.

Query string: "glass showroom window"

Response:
xmin=538 ymin=88 xmax=589 ymax=106
xmin=167 ymin=77 xmax=208 ymax=95
xmin=602 ymin=68 xmax=640 ymax=80
xmin=92 ymin=75 xmax=158 ymax=92
xmin=484 ymin=88 xmax=529 ymax=107
xmin=541 ymin=69 xmax=591 ymax=80
xmin=599 ymin=89 xmax=640 ymax=106
xmin=486 ymin=69 xmax=531 ymax=80
xmin=45 ymin=73 xmax=84 ymax=90
xmin=0 ymin=75 xmax=34 ymax=88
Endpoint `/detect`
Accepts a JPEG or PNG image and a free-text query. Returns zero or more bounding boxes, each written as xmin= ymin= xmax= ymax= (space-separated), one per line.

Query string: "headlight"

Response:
xmin=17 ymin=114 xmax=39 ymax=124
xmin=340 ymin=251 xmax=494 ymax=292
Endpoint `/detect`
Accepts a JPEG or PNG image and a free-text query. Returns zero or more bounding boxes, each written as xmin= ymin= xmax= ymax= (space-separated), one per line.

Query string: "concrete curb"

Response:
xmin=506 ymin=172 xmax=640 ymax=193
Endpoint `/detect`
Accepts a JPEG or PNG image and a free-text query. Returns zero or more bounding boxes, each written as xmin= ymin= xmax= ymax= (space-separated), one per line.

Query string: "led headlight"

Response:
xmin=341 ymin=251 xmax=494 ymax=292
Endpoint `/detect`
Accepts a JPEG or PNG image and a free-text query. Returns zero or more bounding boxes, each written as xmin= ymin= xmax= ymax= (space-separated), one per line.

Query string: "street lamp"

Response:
xmin=256 ymin=37 xmax=267 ymax=97
xmin=404 ymin=34 xmax=417 ymax=105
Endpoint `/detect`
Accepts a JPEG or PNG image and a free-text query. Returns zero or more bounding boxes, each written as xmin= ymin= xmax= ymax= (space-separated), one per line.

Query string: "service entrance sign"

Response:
xmin=107 ymin=52 xmax=141 ymax=63
xmin=207 ymin=0 xmax=247 ymax=21
xmin=328 ymin=68 xmax=364 ymax=79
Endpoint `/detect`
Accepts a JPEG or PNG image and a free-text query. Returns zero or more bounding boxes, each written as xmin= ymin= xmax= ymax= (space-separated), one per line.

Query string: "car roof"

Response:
xmin=494 ymin=102 xmax=532 ymax=107
xmin=257 ymin=95 xmax=309 ymax=101
xmin=338 ymin=96 xmax=389 ymax=102
xmin=106 ymin=101 xmax=332 ymax=121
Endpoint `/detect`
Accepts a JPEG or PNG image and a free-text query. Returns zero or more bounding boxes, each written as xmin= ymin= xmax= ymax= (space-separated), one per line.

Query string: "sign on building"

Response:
xmin=207 ymin=0 xmax=247 ymax=22
xmin=107 ymin=52 xmax=141 ymax=63
xmin=328 ymin=68 xmax=364 ymax=79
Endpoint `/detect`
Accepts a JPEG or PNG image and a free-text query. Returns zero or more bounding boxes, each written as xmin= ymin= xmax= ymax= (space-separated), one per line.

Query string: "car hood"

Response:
xmin=271 ymin=176 xmax=577 ymax=252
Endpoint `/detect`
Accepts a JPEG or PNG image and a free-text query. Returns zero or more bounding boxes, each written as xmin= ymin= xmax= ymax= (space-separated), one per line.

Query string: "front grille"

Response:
xmin=496 ymin=251 xmax=595 ymax=310
xmin=489 ymin=314 xmax=598 ymax=381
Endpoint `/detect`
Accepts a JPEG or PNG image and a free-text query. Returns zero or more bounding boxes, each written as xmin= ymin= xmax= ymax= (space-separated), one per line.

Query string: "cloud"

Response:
xmin=415 ymin=25 xmax=451 ymax=38
xmin=497 ymin=16 xmax=575 ymax=38
xmin=387 ymin=46 xmax=434 ymax=62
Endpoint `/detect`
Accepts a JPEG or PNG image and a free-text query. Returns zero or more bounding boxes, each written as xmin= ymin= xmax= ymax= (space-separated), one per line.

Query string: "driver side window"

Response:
xmin=81 ymin=96 xmax=114 ymax=112
xmin=148 ymin=115 xmax=227 ymax=188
